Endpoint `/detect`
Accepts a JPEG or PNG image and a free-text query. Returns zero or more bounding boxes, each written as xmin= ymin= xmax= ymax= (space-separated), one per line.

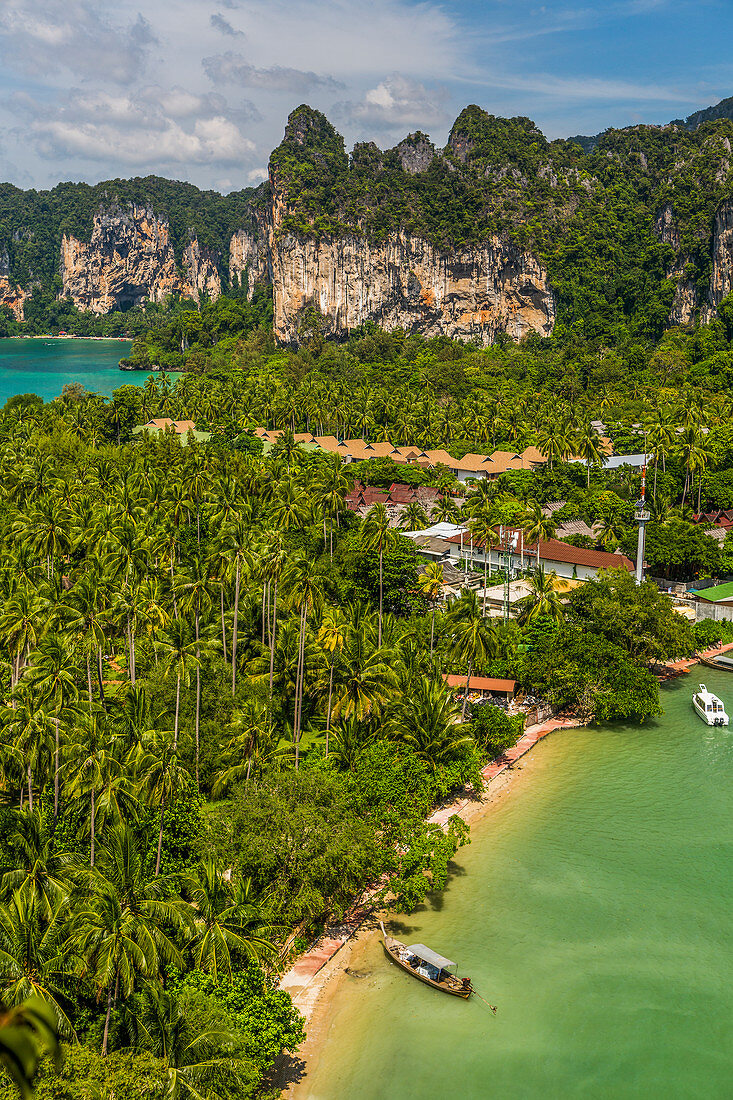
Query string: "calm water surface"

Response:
xmin=0 ymin=338 xmax=144 ymax=403
xmin=306 ymin=672 xmax=733 ymax=1099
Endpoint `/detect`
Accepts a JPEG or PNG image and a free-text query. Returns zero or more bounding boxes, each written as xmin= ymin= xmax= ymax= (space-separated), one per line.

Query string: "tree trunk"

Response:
xmin=269 ymin=577 xmax=278 ymax=702
xmin=195 ymin=605 xmax=201 ymax=791
xmin=461 ymin=660 xmax=473 ymax=722
xmin=90 ymin=788 xmax=95 ymax=867
xmin=97 ymin=646 xmax=106 ymax=708
xmin=326 ymin=660 xmax=334 ymax=756
xmin=54 ymin=716 xmax=60 ymax=821
xmin=27 ymin=765 xmax=33 ymax=813
xmin=220 ymin=585 xmax=227 ymax=666
xmin=101 ymin=978 xmax=114 ymax=1055
xmin=430 ymin=606 xmax=436 ymax=656
xmin=483 ymin=551 xmax=488 ymax=615
xmin=378 ymin=547 xmax=384 ymax=647
xmin=174 ymin=675 xmax=181 ymax=750
xmin=171 ymin=553 xmax=178 ymax=618
xmin=232 ymin=557 xmax=240 ymax=698
xmin=86 ymin=652 xmax=93 ymax=708
xmin=294 ymin=603 xmax=307 ymax=770
xmin=155 ymin=797 xmax=165 ymax=876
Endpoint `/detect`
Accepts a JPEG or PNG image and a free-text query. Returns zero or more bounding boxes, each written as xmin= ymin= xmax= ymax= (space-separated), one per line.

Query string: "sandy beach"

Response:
xmin=278 ymin=749 xmax=555 ymax=1098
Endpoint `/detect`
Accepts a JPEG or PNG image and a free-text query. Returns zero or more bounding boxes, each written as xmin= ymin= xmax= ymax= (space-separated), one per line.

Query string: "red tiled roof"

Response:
xmin=443 ymin=674 xmax=516 ymax=693
xmin=444 ymin=530 xmax=633 ymax=571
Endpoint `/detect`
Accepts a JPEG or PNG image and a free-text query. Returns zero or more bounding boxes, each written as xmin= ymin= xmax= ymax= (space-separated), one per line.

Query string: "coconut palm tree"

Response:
xmin=316 ymin=609 xmax=346 ymax=751
xmin=129 ymin=731 xmax=190 ymax=877
xmin=156 ymin=620 xmax=201 ymax=751
xmin=182 ymin=861 xmax=276 ymax=978
xmin=24 ymin=636 xmax=79 ymax=821
xmin=398 ymin=502 xmax=428 ymax=531
xmin=514 ymin=567 xmax=565 ymax=624
xmin=360 ymin=504 xmax=394 ymax=647
xmin=71 ymin=824 xmax=189 ymax=1055
xmin=447 ymin=590 xmax=499 ymax=720
xmin=575 ymin=421 xmax=605 ymax=487
xmin=418 ymin=563 xmax=444 ymax=656
xmin=390 ymin=680 xmax=473 ymax=770
xmin=0 ymin=892 xmax=78 ymax=1037
xmin=0 ymin=811 xmax=71 ymax=921
xmin=522 ymin=501 xmax=556 ymax=567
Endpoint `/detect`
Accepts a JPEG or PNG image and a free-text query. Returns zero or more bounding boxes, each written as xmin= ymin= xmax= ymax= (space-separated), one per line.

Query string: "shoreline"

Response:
xmin=278 ymin=643 xmax=733 ymax=1095
xmin=277 ymin=715 xmax=581 ymax=1097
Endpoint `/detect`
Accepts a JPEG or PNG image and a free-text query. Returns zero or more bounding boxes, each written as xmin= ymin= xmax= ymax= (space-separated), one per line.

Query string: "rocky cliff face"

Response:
xmin=60 ymin=205 xmax=221 ymax=313
xmin=655 ymin=204 xmax=697 ymax=326
xmin=655 ymin=199 xmax=733 ymax=326
xmin=703 ymin=200 xmax=733 ymax=321
xmin=0 ymin=248 xmax=29 ymax=321
xmin=267 ymin=230 xmax=555 ymax=345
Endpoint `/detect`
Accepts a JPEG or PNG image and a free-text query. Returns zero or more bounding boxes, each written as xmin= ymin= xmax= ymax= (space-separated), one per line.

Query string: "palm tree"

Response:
xmin=447 ymin=590 xmax=499 ymax=720
xmin=0 ymin=892 xmax=78 ymax=1037
xmin=522 ymin=501 xmax=556 ymax=567
xmin=156 ymin=620 xmax=201 ymax=750
xmin=217 ymin=516 xmax=250 ymax=697
xmin=25 ymin=636 xmax=78 ymax=821
xmin=418 ymin=563 xmax=444 ymax=656
xmin=330 ymin=627 xmax=396 ymax=724
xmin=0 ymin=996 xmax=61 ymax=1099
xmin=72 ymin=824 xmax=189 ymax=1055
xmin=575 ymin=421 xmax=605 ymax=487
xmin=182 ymin=861 xmax=276 ymax=978
xmin=129 ymin=731 xmax=190 ymax=877
xmin=360 ymin=504 xmax=394 ymax=647
xmin=327 ymin=716 xmax=376 ymax=772
xmin=121 ymin=982 xmax=246 ymax=1100
xmin=390 ymin=680 xmax=473 ymax=770
xmin=398 ymin=502 xmax=428 ymax=531
xmin=468 ymin=506 xmax=500 ymax=613
xmin=212 ymin=698 xmax=272 ymax=792
xmin=0 ymin=811 xmax=70 ymax=921
xmin=430 ymin=497 xmax=459 ymax=523
xmin=176 ymin=554 xmax=220 ymax=788
xmin=284 ymin=557 xmax=324 ymax=768
xmin=514 ymin=567 xmax=565 ymax=624
xmin=316 ymin=609 xmax=346 ymax=752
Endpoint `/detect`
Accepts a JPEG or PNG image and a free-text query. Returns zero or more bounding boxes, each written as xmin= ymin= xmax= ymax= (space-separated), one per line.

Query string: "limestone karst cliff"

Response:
xmin=60 ymin=205 xmax=221 ymax=314
xmin=7 ymin=101 xmax=733 ymax=341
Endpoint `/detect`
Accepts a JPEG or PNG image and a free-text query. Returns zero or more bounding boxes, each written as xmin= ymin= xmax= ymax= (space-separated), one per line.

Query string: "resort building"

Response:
xmin=132 ymin=418 xmax=211 ymax=444
xmin=442 ymin=528 xmax=634 ymax=582
xmin=251 ymin=429 xmax=550 ymax=480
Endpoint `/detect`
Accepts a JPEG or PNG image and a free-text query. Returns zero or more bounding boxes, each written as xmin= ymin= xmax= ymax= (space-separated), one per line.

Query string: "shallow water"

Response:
xmin=0 ymin=338 xmax=142 ymax=403
xmin=304 ymin=672 xmax=733 ymax=1099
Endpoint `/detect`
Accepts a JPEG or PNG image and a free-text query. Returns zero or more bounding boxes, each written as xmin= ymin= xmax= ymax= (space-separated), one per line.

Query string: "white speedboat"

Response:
xmin=692 ymin=684 xmax=729 ymax=726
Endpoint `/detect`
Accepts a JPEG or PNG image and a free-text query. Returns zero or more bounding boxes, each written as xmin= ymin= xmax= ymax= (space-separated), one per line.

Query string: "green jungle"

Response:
xmin=3 ymin=103 xmax=733 ymax=1098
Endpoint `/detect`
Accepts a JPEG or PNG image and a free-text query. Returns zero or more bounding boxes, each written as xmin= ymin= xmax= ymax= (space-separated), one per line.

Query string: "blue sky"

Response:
xmin=0 ymin=0 xmax=731 ymax=191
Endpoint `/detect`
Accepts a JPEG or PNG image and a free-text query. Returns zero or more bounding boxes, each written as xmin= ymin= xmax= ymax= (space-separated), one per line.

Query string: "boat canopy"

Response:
xmin=406 ymin=944 xmax=456 ymax=970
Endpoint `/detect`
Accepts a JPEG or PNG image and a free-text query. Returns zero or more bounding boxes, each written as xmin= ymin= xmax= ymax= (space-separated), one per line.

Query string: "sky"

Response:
xmin=1 ymin=0 xmax=732 ymax=194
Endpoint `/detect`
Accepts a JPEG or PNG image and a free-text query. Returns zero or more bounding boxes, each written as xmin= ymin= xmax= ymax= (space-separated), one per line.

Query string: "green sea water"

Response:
xmin=305 ymin=671 xmax=733 ymax=1099
xmin=0 ymin=338 xmax=141 ymax=403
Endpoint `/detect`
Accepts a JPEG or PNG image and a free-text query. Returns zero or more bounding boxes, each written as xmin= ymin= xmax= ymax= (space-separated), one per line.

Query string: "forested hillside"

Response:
xmin=4 ymin=97 xmax=733 ymax=345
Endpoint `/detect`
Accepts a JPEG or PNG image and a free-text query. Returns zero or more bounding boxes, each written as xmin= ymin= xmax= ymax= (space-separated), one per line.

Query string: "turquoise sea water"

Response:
xmin=304 ymin=671 xmax=733 ymax=1099
xmin=0 ymin=338 xmax=141 ymax=403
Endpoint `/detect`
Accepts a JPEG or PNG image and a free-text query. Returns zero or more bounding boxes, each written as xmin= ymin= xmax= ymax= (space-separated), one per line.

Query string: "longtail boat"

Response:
xmin=379 ymin=921 xmax=472 ymax=999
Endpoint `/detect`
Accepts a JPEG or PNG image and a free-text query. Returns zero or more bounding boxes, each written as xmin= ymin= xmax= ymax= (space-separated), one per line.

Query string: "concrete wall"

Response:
xmin=695 ymin=599 xmax=733 ymax=622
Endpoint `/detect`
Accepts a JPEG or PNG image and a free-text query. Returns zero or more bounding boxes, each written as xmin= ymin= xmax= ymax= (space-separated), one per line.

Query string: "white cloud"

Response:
xmin=203 ymin=51 xmax=343 ymax=93
xmin=0 ymin=1 xmax=157 ymax=84
xmin=335 ymin=74 xmax=450 ymax=133
xmin=210 ymin=12 xmax=244 ymax=36
xmin=11 ymin=87 xmax=256 ymax=168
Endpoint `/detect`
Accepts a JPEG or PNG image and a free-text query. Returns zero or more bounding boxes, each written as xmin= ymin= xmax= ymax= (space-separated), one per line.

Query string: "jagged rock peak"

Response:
xmin=394 ymin=132 xmax=436 ymax=175
xmin=447 ymin=106 xmax=546 ymax=165
xmin=281 ymin=105 xmax=343 ymax=152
